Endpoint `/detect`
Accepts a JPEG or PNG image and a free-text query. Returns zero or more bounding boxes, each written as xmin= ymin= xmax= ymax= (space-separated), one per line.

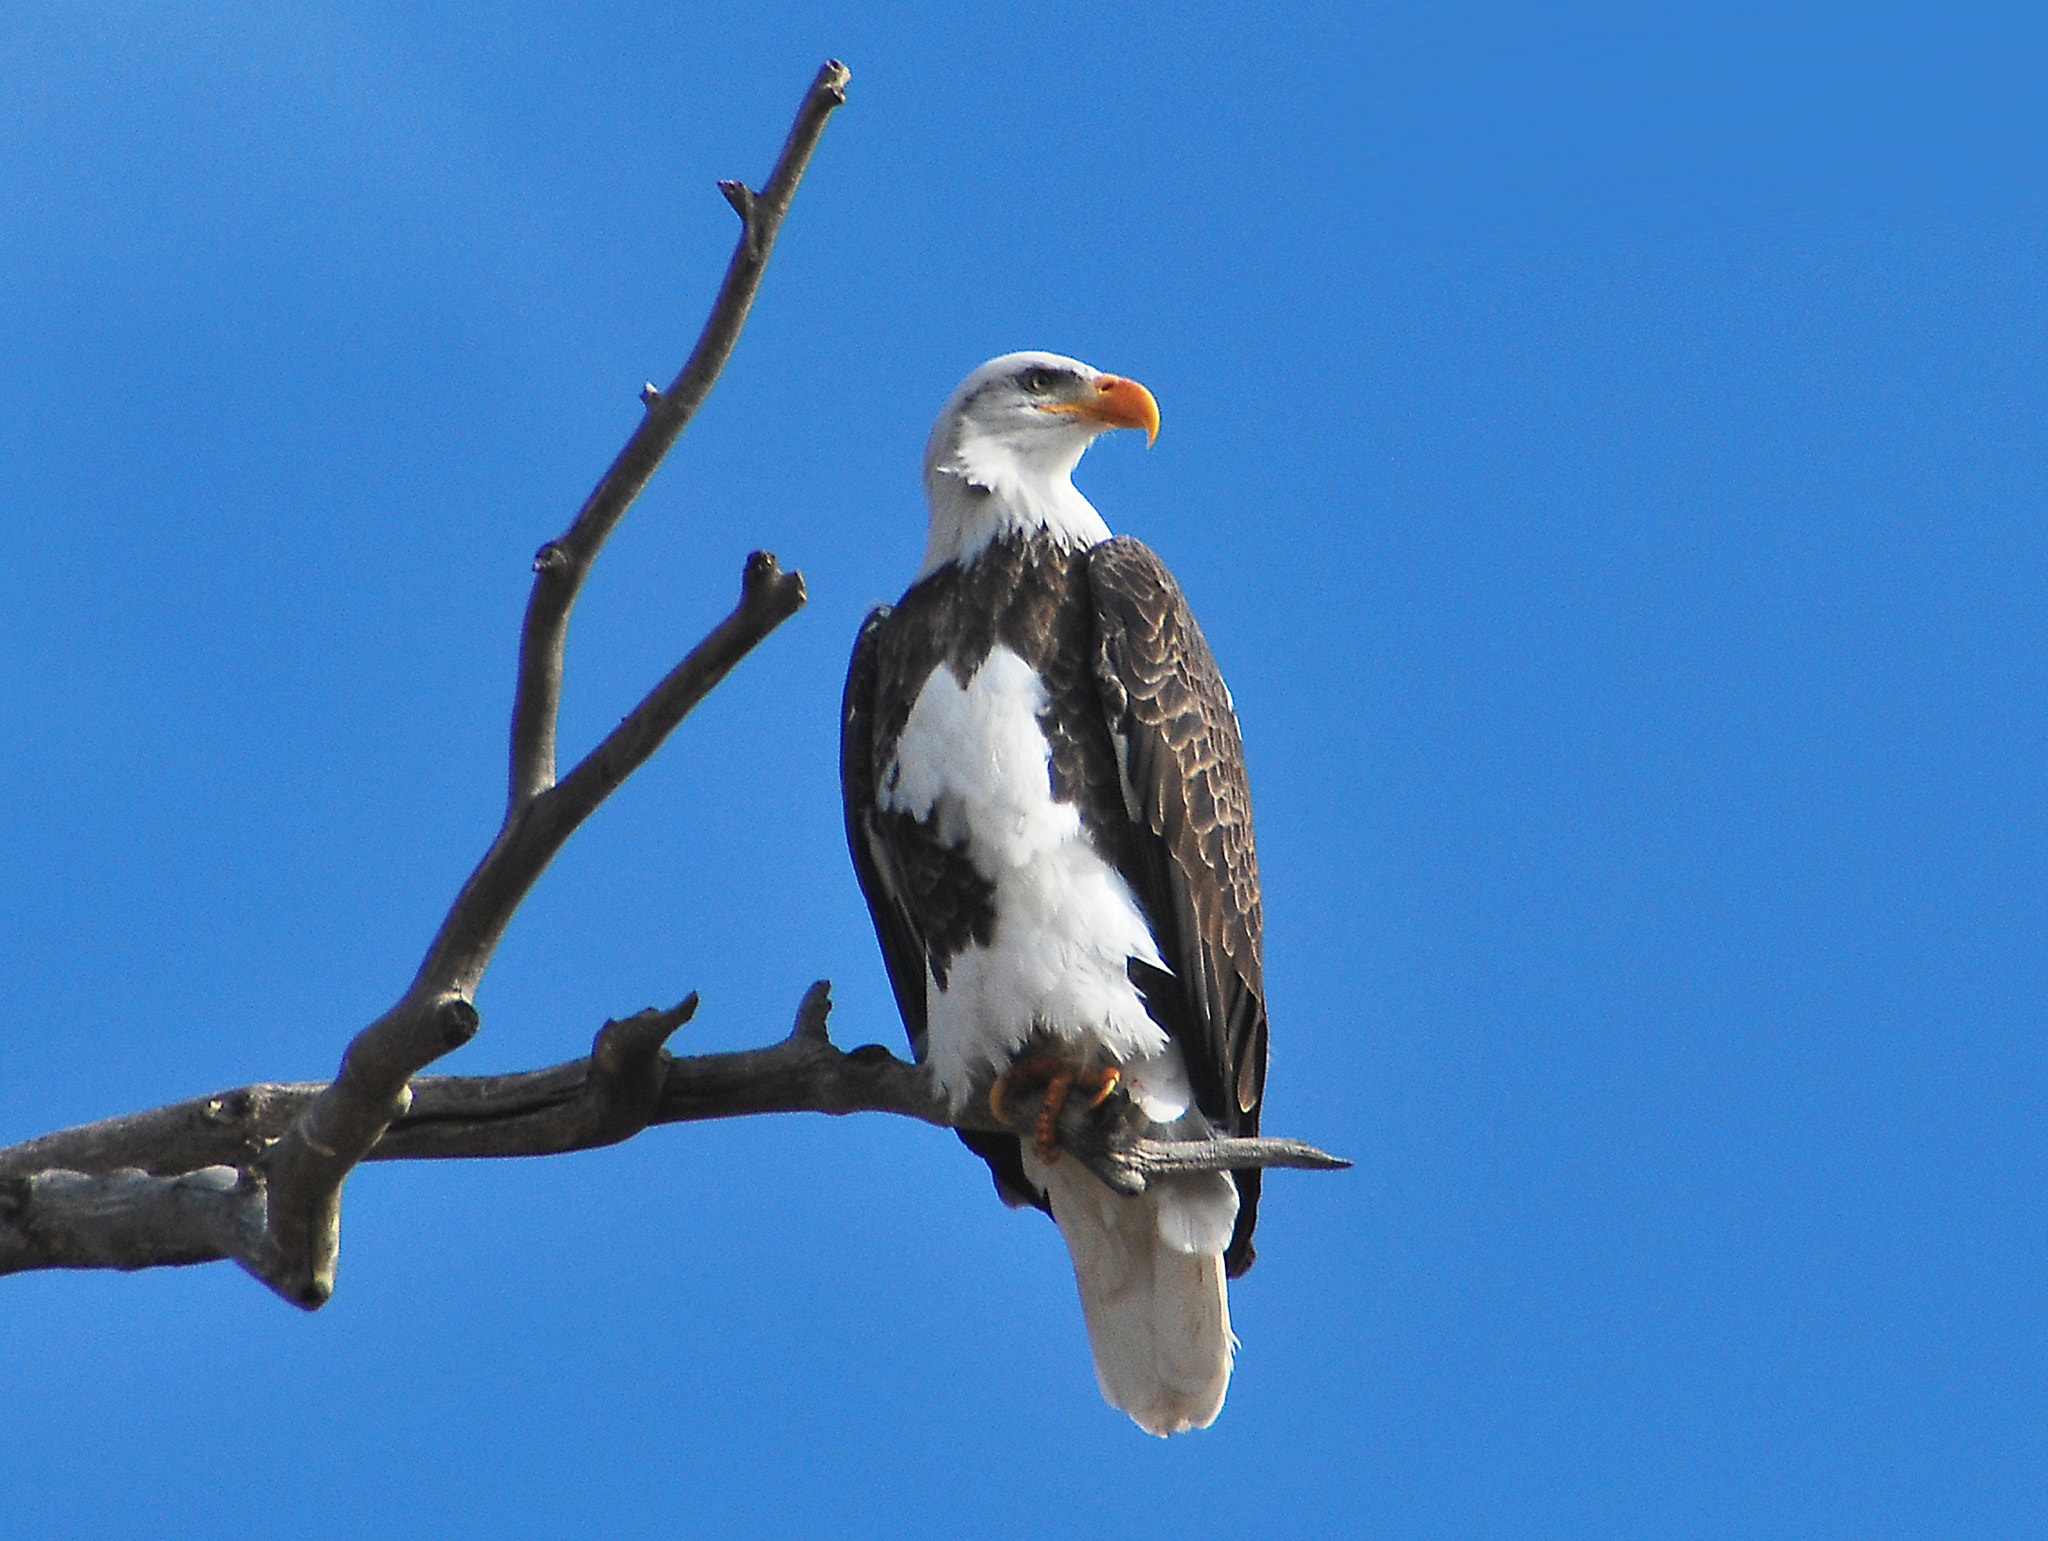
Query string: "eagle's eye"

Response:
xmin=1019 ymin=368 xmax=1061 ymax=396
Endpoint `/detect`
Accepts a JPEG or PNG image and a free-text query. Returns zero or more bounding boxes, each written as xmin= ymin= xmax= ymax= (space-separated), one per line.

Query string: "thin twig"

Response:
xmin=510 ymin=59 xmax=849 ymax=810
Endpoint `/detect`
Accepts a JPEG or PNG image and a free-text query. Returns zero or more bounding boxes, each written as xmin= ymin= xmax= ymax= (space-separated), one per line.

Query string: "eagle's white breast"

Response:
xmin=881 ymin=645 xmax=1194 ymax=1120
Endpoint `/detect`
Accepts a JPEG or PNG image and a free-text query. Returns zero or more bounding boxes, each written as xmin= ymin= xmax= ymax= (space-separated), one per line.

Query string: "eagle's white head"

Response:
xmin=918 ymin=351 xmax=1160 ymax=577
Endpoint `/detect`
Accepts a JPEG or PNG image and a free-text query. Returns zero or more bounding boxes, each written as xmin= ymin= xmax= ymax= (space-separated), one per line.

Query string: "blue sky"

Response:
xmin=2 ymin=3 xmax=2043 ymax=1536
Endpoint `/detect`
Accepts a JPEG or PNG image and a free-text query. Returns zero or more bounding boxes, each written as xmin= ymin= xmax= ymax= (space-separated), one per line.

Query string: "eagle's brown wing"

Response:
xmin=1086 ymin=536 xmax=1269 ymax=1275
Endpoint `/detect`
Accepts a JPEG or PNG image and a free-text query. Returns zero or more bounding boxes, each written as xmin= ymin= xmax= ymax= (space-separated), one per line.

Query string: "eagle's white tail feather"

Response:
xmin=1024 ymin=1150 xmax=1237 ymax=1436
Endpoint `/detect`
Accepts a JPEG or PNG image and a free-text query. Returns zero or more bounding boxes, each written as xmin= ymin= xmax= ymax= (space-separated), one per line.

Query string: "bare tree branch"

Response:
xmin=1 ymin=983 xmax=1348 ymax=1182
xmin=1 ymin=985 xmax=1347 ymax=1279
xmin=509 ymin=61 xmax=848 ymax=809
xmin=0 ymin=1167 xmax=264 ymax=1276
xmin=220 ymin=60 xmax=846 ymax=1310
xmin=0 ymin=1000 xmax=705 ymax=1186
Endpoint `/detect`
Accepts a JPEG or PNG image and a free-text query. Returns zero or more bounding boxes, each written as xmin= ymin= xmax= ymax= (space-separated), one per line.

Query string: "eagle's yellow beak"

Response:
xmin=1043 ymin=374 xmax=1161 ymax=446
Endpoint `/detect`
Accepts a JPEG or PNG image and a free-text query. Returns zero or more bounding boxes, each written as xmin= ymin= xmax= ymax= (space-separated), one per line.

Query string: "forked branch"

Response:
xmin=112 ymin=60 xmax=843 ymax=1309
xmin=510 ymin=61 xmax=848 ymax=808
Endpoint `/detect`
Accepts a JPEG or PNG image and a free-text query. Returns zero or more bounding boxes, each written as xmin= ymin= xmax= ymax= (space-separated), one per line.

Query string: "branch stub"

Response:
xmin=437 ymin=999 xmax=481 ymax=1051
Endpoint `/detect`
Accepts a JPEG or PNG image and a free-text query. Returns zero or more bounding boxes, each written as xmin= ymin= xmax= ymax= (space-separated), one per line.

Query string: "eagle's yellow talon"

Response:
xmin=988 ymin=1054 xmax=1123 ymax=1162
xmin=1033 ymin=1067 xmax=1076 ymax=1162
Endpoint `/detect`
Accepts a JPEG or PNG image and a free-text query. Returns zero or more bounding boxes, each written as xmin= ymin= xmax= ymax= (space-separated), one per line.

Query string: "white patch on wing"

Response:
xmin=883 ymin=645 xmax=1183 ymax=1113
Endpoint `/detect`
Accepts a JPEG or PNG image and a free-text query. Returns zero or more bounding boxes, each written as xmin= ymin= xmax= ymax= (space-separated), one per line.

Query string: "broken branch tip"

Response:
xmin=791 ymin=980 xmax=834 ymax=1043
xmin=436 ymin=999 xmax=481 ymax=1051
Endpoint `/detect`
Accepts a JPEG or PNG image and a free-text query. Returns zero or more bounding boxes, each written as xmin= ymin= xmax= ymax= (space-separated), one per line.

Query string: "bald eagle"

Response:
xmin=842 ymin=353 xmax=1267 ymax=1435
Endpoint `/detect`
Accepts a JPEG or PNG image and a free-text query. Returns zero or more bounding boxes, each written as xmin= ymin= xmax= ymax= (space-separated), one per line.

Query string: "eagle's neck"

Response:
xmin=917 ymin=423 xmax=1112 ymax=578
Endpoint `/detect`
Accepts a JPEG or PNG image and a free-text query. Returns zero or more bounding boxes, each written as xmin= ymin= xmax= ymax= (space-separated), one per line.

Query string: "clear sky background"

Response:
xmin=2 ymin=3 xmax=2043 ymax=1537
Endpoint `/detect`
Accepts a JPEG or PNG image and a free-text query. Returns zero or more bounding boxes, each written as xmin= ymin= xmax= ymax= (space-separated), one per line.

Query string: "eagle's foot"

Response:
xmin=989 ymin=1057 xmax=1124 ymax=1163
xmin=1083 ymin=1064 xmax=1123 ymax=1107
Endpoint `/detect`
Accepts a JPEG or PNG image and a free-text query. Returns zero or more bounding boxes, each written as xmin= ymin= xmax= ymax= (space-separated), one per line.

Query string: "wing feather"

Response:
xmin=840 ymin=607 xmax=931 ymax=1052
xmin=1086 ymin=537 xmax=1269 ymax=1275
